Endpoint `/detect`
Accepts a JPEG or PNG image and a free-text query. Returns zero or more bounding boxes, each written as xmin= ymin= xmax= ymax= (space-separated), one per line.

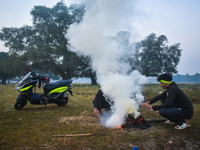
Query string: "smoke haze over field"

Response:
xmin=67 ymin=0 xmax=146 ymax=128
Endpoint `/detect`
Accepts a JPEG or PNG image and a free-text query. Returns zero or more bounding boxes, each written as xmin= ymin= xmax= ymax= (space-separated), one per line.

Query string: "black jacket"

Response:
xmin=93 ymin=90 xmax=105 ymax=108
xmin=150 ymin=82 xmax=193 ymax=119
xmin=93 ymin=89 xmax=111 ymax=111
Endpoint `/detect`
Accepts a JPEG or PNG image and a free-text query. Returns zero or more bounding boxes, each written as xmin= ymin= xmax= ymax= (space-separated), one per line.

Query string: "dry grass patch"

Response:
xmin=59 ymin=111 xmax=100 ymax=128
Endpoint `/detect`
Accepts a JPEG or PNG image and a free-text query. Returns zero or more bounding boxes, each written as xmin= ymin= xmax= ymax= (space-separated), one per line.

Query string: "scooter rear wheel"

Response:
xmin=56 ymin=97 xmax=68 ymax=106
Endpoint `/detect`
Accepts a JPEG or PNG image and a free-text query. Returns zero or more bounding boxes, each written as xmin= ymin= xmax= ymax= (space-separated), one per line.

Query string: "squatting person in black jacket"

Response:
xmin=142 ymin=73 xmax=193 ymax=129
xmin=93 ymin=89 xmax=111 ymax=117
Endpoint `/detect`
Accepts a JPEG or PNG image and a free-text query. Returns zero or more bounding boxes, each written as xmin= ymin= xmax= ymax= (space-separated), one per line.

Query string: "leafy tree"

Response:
xmin=0 ymin=52 xmax=11 ymax=84
xmin=0 ymin=1 xmax=98 ymax=83
xmin=0 ymin=52 xmax=28 ymax=84
xmin=134 ymin=33 xmax=182 ymax=76
xmin=0 ymin=51 xmax=8 ymax=59
xmin=29 ymin=2 xmax=86 ymax=79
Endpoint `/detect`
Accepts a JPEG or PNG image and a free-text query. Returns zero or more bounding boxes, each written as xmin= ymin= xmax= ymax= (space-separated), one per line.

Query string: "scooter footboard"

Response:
xmin=47 ymin=93 xmax=60 ymax=103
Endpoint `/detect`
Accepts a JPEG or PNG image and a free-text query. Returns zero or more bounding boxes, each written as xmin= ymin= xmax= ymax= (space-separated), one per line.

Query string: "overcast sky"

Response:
xmin=0 ymin=0 xmax=199 ymax=75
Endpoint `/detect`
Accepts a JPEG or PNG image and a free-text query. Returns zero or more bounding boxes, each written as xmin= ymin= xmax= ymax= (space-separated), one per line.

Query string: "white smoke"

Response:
xmin=67 ymin=0 xmax=146 ymax=128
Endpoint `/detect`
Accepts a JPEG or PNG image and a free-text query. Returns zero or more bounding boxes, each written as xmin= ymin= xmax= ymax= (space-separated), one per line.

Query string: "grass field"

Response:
xmin=0 ymin=83 xmax=200 ymax=150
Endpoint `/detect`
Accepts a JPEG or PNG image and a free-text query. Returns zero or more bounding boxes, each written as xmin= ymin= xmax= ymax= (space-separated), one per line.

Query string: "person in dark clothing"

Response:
xmin=142 ymin=73 xmax=193 ymax=129
xmin=93 ymin=89 xmax=111 ymax=117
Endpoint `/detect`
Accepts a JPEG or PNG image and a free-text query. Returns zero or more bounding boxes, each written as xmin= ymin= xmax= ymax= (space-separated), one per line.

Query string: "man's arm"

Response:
xmin=149 ymin=91 xmax=166 ymax=104
xmin=142 ymin=91 xmax=166 ymax=110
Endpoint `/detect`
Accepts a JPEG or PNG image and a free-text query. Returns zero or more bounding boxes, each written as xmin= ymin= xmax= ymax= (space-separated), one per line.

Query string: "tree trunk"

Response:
xmin=66 ymin=68 xmax=72 ymax=79
xmin=2 ymin=76 xmax=7 ymax=85
xmin=91 ymin=77 xmax=97 ymax=85
xmin=90 ymin=75 xmax=97 ymax=85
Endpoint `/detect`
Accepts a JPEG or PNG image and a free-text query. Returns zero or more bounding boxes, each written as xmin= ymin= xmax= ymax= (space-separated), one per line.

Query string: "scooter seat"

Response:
xmin=43 ymin=80 xmax=72 ymax=90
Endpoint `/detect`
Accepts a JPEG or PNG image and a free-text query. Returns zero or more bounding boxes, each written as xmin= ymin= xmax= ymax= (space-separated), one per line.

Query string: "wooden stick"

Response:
xmin=53 ymin=133 xmax=95 ymax=137
xmin=146 ymin=118 xmax=167 ymax=122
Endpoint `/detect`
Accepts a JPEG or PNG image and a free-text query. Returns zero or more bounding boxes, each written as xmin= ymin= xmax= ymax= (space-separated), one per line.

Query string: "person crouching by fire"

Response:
xmin=142 ymin=73 xmax=193 ymax=130
xmin=93 ymin=89 xmax=112 ymax=117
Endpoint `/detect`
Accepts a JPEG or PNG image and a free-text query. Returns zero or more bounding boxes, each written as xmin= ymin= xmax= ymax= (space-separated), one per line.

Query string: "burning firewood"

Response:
xmin=119 ymin=115 xmax=151 ymax=130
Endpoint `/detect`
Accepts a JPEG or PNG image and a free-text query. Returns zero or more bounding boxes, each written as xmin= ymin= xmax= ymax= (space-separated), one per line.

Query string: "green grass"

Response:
xmin=0 ymin=83 xmax=200 ymax=150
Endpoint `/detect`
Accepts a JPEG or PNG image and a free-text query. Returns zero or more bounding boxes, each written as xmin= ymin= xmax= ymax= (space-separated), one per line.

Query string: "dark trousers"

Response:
xmin=159 ymin=108 xmax=188 ymax=125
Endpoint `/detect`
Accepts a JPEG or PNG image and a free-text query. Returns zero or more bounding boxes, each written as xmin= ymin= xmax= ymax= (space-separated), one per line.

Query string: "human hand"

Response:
xmin=142 ymin=102 xmax=152 ymax=109
xmin=94 ymin=108 xmax=100 ymax=117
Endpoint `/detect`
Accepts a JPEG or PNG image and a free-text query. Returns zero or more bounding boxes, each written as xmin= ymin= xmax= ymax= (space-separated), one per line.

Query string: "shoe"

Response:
xmin=174 ymin=123 xmax=191 ymax=129
xmin=164 ymin=120 xmax=175 ymax=124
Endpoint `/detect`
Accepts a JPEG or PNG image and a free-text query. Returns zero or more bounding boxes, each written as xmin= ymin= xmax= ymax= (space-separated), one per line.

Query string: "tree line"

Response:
xmin=148 ymin=73 xmax=200 ymax=83
xmin=173 ymin=74 xmax=200 ymax=83
xmin=0 ymin=1 xmax=182 ymax=85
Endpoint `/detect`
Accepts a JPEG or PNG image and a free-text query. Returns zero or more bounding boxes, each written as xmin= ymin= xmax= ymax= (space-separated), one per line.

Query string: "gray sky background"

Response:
xmin=0 ymin=0 xmax=199 ymax=75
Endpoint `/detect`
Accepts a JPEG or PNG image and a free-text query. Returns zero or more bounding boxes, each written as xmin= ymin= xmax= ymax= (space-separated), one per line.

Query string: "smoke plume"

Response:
xmin=67 ymin=0 xmax=146 ymax=128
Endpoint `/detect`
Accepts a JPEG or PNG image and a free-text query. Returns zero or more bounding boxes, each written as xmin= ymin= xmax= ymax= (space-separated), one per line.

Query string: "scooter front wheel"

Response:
xmin=14 ymin=96 xmax=27 ymax=110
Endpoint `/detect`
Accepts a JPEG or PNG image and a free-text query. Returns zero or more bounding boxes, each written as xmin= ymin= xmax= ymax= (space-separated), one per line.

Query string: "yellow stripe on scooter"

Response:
xmin=49 ymin=87 xmax=68 ymax=94
xmin=20 ymin=85 xmax=33 ymax=92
